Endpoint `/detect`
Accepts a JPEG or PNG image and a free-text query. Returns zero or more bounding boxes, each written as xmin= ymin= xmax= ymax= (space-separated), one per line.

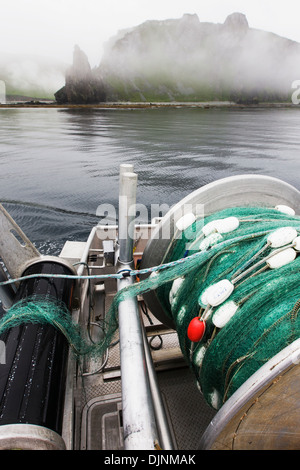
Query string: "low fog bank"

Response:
xmin=3 ymin=12 xmax=300 ymax=103
xmin=0 ymin=53 xmax=68 ymax=100
xmin=97 ymin=13 xmax=300 ymax=103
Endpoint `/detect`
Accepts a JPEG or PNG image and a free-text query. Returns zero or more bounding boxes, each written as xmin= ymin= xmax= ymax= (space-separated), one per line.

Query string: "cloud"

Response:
xmin=1 ymin=0 xmax=300 ymax=67
xmin=2 ymin=1 xmax=300 ymax=98
xmin=99 ymin=13 xmax=300 ymax=101
xmin=0 ymin=53 xmax=67 ymax=98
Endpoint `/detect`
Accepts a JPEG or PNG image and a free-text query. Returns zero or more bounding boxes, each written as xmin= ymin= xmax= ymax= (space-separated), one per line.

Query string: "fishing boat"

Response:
xmin=0 ymin=164 xmax=300 ymax=451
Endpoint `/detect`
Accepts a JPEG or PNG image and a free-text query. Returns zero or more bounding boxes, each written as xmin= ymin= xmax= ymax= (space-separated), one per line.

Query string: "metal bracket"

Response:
xmin=0 ymin=204 xmax=40 ymax=279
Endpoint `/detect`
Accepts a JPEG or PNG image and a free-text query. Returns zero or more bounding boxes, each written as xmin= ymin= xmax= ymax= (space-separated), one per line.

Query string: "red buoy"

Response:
xmin=187 ymin=317 xmax=206 ymax=342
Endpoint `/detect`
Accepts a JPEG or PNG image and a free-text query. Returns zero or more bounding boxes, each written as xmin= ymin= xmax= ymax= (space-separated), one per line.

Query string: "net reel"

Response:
xmin=141 ymin=174 xmax=300 ymax=450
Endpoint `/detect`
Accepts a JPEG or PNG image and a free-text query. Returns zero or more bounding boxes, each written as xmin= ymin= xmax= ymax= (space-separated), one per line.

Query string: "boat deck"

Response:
xmin=77 ymin=309 xmax=215 ymax=450
xmin=59 ymin=224 xmax=216 ymax=450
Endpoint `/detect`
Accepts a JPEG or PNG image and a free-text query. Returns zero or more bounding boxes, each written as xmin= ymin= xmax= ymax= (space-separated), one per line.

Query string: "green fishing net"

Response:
xmin=93 ymin=205 xmax=300 ymax=410
xmin=154 ymin=206 xmax=300 ymax=409
xmin=0 ymin=297 xmax=111 ymax=359
xmin=0 ymin=205 xmax=300 ymax=412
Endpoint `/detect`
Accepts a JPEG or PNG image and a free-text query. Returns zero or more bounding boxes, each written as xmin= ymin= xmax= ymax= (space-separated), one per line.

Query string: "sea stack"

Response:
xmin=55 ymin=45 xmax=106 ymax=104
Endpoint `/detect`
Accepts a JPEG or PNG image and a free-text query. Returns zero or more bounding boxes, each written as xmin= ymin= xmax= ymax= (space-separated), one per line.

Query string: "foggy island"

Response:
xmin=2 ymin=12 xmax=300 ymax=106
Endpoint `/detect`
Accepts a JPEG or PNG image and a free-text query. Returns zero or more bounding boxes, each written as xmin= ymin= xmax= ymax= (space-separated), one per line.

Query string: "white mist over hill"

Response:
xmin=3 ymin=12 xmax=300 ymax=102
xmin=97 ymin=13 xmax=300 ymax=102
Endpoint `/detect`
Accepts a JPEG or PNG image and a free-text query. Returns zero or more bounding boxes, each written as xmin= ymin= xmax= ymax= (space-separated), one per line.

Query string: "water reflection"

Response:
xmin=0 ymin=106 xmax=300 ymax=253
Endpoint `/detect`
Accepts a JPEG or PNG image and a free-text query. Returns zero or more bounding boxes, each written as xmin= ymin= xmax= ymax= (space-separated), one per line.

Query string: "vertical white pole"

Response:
xmin=118 ymin=168 xmax=137 ymax=265
xmin=117 ymin=165 xmax=159 ymax=449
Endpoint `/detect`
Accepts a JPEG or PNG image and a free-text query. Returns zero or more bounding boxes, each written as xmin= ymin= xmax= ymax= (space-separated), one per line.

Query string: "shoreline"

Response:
xmin=0 ymin=101 xmax=298 ymax=109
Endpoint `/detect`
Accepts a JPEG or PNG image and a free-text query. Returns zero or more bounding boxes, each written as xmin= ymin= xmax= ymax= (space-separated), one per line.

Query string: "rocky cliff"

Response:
xmin=55 ymin=45 xmax=106 ymax=104
xmin=95 ymin=12 xmax=300 ymax=103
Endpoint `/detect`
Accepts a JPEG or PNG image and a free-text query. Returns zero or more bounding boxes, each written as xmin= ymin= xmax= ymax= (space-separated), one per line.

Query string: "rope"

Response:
xmin=0 ymin=205 xmax=300 ymax=412
xmin=0 ymin=252 xmax=205 ymax=287
xmin=155 ymin=205 xmax=300 ymax=409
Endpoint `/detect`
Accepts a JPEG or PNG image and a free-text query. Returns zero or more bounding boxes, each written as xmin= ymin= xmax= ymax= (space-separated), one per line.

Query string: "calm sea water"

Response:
xmin=0 ymin=106 xmax=300 ymax=255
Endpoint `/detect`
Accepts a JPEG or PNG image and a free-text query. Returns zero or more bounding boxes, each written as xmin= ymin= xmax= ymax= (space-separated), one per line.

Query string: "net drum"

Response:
xmin=140 ymin=175 xmax=300 ymax=450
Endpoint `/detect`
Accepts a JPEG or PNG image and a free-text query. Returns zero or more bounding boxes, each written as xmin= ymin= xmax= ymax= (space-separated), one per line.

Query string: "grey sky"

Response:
xmin=1 ymin=0 xmax=299 ymax=66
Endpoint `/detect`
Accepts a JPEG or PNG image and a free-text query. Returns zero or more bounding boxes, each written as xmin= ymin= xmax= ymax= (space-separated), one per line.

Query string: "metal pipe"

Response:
xmin=117 ymin=273 xmax=159 ymax=449
xmin=117 ymin=164 xmax=159 ymax=449
xmin=0 ymin=264 xmax=16 ymax=310
xmin=119 ymin=163 xmax=134 ymax=176
xmin=141 ymin=323 xmax=175 ymax=450
xmin=118 ymin=168 xmax=137 ymax=264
